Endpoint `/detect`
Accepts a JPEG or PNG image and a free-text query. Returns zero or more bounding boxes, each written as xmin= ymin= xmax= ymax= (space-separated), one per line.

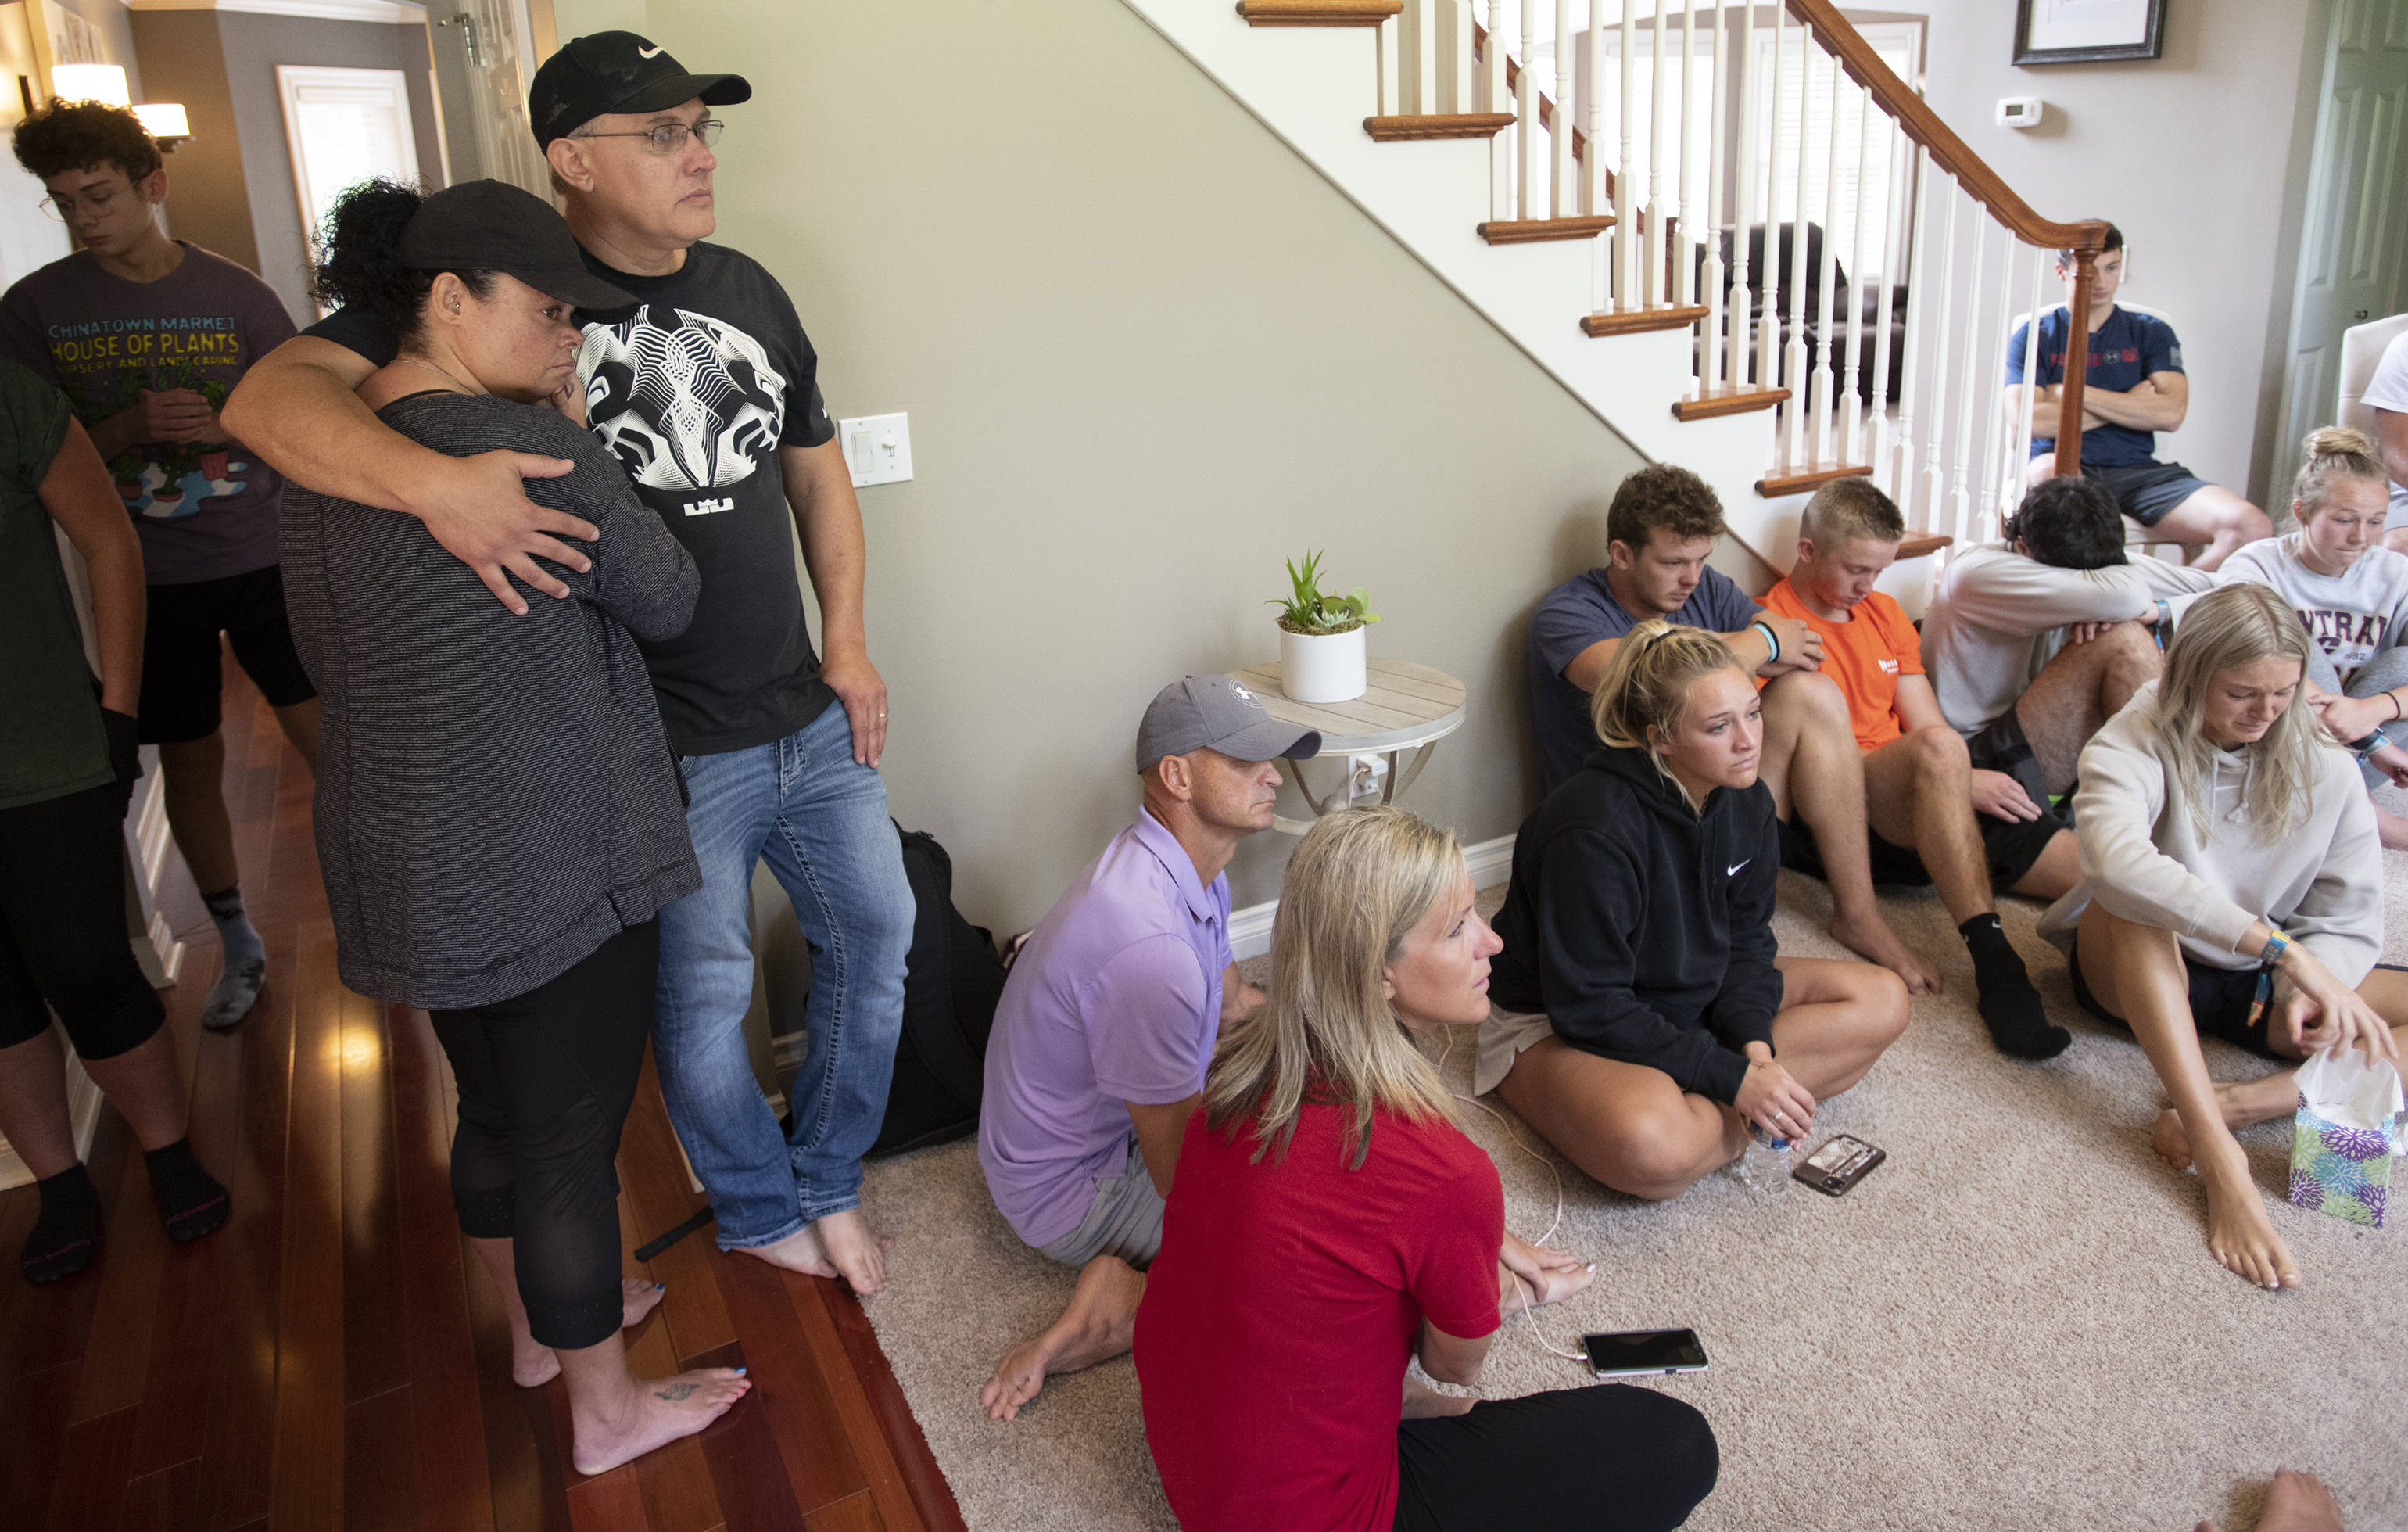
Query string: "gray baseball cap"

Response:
xmin=1136 ymin=676 xmax=1321 ymax=772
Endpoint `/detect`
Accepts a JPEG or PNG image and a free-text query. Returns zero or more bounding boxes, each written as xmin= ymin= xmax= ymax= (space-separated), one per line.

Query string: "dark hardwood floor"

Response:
xmin=0 ymin=658 xmax=968 ymax=1532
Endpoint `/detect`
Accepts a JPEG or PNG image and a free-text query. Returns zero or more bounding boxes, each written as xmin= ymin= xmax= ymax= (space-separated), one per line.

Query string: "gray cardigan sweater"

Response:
xmin=281 ymin=391 xmax=702 ymax=1010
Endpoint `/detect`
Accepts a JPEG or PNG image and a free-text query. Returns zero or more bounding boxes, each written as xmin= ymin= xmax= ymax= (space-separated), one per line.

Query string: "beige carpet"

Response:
xmin=861 ymin=814 xmax=2408 ymax=1531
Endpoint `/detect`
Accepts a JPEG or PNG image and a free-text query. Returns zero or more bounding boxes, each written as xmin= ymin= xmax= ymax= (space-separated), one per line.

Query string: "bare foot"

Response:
xmin=734 ymin=1223 xmax=842 ymax=1279
xmin=568 ymin=1366 xmax=751 ymax=1476
xmin=2154 ymin=1107 xmax=2197 ymax=1173
xmin=2155 ymin=1076 xmax=2303 ymax=1172
xmin=2198 ymin=1143 xmax=2302 ymax=1291
xmin=812 ymin=1208 xmax=895 ymax=1297
xmin=510 ymin=1279 xmax=672 ymax=1387
xmin=1498 ymin=1234 xmax=1596 ymax=1311
xmin=2259 ymin=1468 xmax=2343 ymax=1532
xmin=980 ymin=1254 xmax=1145 ymax=1421
xmin=1829 ymin=909 xmax=1942 ymax=996
xmin=1401 ymin=1377 xmax=1477 ymax=1420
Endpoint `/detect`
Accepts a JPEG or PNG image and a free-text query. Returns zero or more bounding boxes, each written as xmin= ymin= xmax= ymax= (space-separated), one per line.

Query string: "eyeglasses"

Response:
xmin=578 ymin=118 xmax=724 ymax=153
xmin=39 ymin=185 xmax=124 ymax=221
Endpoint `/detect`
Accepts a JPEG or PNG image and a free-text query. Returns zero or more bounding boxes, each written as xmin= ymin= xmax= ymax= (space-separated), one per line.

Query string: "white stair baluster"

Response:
xmin=1881 ymin=132 xmax=1921 ymax=509
xmin=1378 ymin=12 xmax=1400 ymax=117
xmin=1919 ymin=174 xmax=1960 ymax=543
xmin=1557 ymin=0 xmax=1580 ymax=223
xmin=1677 ymin=0 xmax=1697 ymax=311
xmin=1441 ymin=0 xmax=1471 ymax=113
xmin=1756 ymin=2 xmax=1783 ymax=400
xmin=1783 ymin=24 xmax=1813 ymax=473
xmin=2013 ymin=240 xmax=2044 ymax=512
xmin=1586 ymin=0 xmax=1609 ymax=316
xmin=1700 ymin=0 xmax=1728 ymax=390
xmin=1517 ymin=0 xmax=1541 ymax=223
xmin=1486 ymin=2 xmax=1512 ymax=220
xmin=1726 ymin=0 xmax=1752 ymax=389
xmin=1648 ymin=0 xmax=1666 ymax=307
xmin=1948 ymin=209 xmax=1989 ymax=547
xmin=1841 ymin=80 xmax=1872 ymax=470
xmin=1976 ymin=236 xmax=2015 ymax=544
xmin=1810 ymin=45 xmax=1841 ymax=470
xmin=1616 ymin=0 xmax=1636 ymax=305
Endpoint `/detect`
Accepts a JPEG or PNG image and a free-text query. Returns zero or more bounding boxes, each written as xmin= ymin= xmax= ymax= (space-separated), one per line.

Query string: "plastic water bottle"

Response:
xmin=1740 ymin=1123 xmax=1792 ymax=1196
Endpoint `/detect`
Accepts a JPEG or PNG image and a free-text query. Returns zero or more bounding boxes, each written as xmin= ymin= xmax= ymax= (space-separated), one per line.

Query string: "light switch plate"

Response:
xmin=839 ymin=412 xmax=912 ymax=488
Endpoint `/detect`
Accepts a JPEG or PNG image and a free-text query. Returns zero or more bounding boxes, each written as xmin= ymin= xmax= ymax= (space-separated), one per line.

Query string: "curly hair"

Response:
xmin=11 ymin=98 xmax=161 ymax=186
xmin=1605 ymin=462 xmax=1726 ymax=556
xmin=2006 ymin=473 xmax=2127 ymax=571
xmin=307 ymin=178 xmax=495 ymax=350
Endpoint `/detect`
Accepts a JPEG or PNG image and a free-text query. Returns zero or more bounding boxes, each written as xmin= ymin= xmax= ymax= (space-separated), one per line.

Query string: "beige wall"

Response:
xmin=554 ymin=0 xmax=1646 ymax=928
xmin=1908 ymin=0 xmax=2330 ymax=508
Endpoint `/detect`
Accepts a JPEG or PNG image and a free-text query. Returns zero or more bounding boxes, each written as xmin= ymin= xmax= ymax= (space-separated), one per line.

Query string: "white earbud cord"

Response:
xmin=1435 ymin=1025 xmax=1588 ymax=1365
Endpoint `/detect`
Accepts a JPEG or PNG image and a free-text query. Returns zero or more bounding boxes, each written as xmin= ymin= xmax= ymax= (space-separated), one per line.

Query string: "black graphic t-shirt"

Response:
xmin=306 ymin=241 xmax=839 ymax=755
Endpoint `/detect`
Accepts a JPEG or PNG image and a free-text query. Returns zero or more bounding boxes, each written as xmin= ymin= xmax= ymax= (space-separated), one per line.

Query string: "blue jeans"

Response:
xmin=655 ymin=702 xmax=912 ymax=1246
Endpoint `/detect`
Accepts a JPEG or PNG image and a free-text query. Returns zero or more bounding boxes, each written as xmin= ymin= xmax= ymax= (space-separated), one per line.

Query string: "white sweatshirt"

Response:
xmin=2219 ymin=533 xmax=2408 ymax=686
xmin=1920 ymin=544 xmax=2218 ymax=735
xmin=2036 ymin=683 xmax=2381 ymax=981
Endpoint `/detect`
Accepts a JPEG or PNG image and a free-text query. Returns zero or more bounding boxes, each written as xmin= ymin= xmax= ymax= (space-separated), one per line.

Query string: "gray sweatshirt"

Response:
xmin=1919 ymin=543 xmax=2216 ymax=734
xmin=2036 ymin=683 xmax=2381 ymax=981
xmin=280 ymin=391 xmax=703 ymax=1010
xmin=2219 ymin=534 xmax=2408 ymax=686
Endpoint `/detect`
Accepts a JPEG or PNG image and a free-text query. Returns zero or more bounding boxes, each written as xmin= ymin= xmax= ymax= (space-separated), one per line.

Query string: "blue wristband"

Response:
xmin=1751 ymin=620 xmax=1779 ymax=666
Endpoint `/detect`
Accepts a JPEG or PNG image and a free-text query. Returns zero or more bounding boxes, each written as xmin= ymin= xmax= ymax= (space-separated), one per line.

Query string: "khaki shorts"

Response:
xmin=1034 ymin=1133 xmax=1166 ymax=1269
xmin=1475 ymin=1005 xmax=1555 ymax=1096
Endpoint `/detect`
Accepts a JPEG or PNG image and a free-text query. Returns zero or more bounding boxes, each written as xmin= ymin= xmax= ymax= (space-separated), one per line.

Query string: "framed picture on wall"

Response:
xmin=2013 ymin=0 xmax=2166 ymax=66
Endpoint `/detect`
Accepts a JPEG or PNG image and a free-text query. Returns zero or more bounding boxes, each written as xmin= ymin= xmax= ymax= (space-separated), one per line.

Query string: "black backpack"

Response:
xmin=869 ymin=823 xmax=1007 ymax=1157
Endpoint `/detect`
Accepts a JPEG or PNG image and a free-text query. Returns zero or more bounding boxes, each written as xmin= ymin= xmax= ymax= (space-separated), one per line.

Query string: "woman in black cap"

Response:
xmin=281 ymin=178 xmax=747 ymax=1473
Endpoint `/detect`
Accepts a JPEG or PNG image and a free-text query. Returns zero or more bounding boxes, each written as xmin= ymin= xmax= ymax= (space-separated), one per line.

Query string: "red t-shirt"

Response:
xmin=1760 ymin=578 xmax=1925 ymax=752
xmin=1134 ymin=1098 xmax=1504 ymax=1532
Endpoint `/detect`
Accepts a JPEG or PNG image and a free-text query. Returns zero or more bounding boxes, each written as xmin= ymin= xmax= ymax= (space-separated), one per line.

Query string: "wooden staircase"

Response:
xmin=1129 ymin=0 xmax=2109 ymax=601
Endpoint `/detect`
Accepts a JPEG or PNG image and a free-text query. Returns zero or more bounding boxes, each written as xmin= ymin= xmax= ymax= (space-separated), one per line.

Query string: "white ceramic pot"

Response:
xmin=1280 ymin=623 xmax=1367 ymax=703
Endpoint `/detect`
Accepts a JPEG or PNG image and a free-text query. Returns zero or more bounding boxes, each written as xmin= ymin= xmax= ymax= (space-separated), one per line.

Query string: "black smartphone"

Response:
xmin=1793 ymin=1133 xmax=1885 ymax=1197
xmin=1581 ymin=1328 xmax=1709 ymax=1379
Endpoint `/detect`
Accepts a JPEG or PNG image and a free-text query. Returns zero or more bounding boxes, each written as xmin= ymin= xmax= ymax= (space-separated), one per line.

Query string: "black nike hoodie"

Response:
xmin=1489 ymin=742 xmax=1784 ymax=1105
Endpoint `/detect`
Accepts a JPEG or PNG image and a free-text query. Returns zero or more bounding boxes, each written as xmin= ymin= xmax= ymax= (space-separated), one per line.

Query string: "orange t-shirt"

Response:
xmin=1760 ymin=579 xmax=1924 ymax=753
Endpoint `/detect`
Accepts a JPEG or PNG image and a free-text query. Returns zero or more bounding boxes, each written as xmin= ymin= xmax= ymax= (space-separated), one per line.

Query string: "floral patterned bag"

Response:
xmin=2288 ymin=1047 xmax=2405 ymax=1230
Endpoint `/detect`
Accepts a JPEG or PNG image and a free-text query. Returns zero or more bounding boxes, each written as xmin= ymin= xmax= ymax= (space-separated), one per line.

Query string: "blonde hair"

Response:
xmin=2154 ymin=583 xmax=2329 ymax=844
xmin=1799 ymin=475 xmax=1905 ymax=548
xmin=1589 ymin=619 xmax=1752 ymax=810
xmin=1203 ymin=806 xmax=1464 ymax=1170
xmin=2292 ymin=425 xmax=2387 ymax=522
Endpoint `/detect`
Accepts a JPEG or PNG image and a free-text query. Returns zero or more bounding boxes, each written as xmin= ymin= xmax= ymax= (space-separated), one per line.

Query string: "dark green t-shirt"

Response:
xmin=0 ymin=358 xmax=106 ymax=809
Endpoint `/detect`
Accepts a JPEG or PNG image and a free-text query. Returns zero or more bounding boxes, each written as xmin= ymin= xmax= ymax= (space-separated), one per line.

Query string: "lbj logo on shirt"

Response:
xmin=683 ymin=497 xmax=735 ymax=516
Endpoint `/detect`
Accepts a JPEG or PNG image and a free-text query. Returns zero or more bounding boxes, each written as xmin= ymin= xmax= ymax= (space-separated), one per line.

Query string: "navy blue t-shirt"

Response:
xmin=2004 ymin=304 xmax=2183 ymax=469
xmin=1526 ymin=565 xmax=1761 ymax=793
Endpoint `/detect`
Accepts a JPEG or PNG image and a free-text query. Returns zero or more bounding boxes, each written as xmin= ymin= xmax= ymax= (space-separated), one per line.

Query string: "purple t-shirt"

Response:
xmin=1526 ymin=564 xmax=1760 ymax=793
xmin=0 ymin=243 xmax=296 ymax=585
xmin=977 ymin=810 xmax=1231 ymax=1249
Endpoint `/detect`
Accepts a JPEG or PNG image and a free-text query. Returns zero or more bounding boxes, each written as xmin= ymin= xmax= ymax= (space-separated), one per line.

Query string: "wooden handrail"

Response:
xmin=1785 ymin=0 xmax=2103 ymax=478
xmin=1787 ymin=0 xmax=2105 ymax=257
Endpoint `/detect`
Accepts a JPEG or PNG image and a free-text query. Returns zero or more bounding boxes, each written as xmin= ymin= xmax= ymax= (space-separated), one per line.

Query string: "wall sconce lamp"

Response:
xmin=45 ymin=64 xmax=189 ymax=149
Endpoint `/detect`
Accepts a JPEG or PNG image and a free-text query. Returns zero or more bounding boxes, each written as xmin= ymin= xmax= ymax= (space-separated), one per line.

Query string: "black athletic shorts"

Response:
xmin=1777 ymin=802 xmax=2065 ymax=897
xmin=1965 ymin=704 xmax=2055 ymax=809
xmin=2069 ymin=943 xmax=2408 ymax=1058
xmin=138 ymin=565 xmax=317 ymax=744
xmin=2083 ymin=461 xmax=2211 ymax=529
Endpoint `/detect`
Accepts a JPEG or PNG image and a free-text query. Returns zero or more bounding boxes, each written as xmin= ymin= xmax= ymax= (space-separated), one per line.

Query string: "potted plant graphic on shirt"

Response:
xmin=1270 ymin=549 xmax=1380 ymax=703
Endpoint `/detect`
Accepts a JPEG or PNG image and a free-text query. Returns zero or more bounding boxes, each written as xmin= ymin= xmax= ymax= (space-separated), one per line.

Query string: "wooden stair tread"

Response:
xmin=1582 ymin=305 xmax=1707 ymax=338
xmin=1896 ymin=533 xmax=1952 ymax=561
xmin=1365 ymin=113 xmax=1518 ymax=142
xmin=1754 ymin=461 xmax=1874 ymax=497
xmin=1237 ymin=0 xmax=1399 ymax=24
xmin=1670 ymin=386 xmax=1790 ymax=422
xmin=1476 ymin=215 xmax=1614 ymax=245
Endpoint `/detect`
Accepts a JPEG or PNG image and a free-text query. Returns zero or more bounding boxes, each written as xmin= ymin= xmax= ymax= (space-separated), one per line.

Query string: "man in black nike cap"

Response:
xmin=223 ymin=34 xmax=913 ymax=1301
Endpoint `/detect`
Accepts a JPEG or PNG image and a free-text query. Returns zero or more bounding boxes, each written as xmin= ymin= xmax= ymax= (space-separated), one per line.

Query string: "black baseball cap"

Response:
xmin=397 ymin=180 xmax=636 ymax=311
xmin=529 ymin=31 xmax=751 ymax=149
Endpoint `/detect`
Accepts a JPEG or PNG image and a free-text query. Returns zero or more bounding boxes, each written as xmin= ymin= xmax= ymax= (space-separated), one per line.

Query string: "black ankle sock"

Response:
xmin=22 ymin=1163 xmax=98 ymax=1283
xmin=144 ymin=1139 xmax=229 ymax=1244
xmin=1960 ymin=914 xmax=2070 ymax=1060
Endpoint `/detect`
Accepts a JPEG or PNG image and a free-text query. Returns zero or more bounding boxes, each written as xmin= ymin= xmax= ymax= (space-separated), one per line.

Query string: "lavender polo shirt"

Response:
xmin=977 ymin=809 xmax=1231 ymax=1249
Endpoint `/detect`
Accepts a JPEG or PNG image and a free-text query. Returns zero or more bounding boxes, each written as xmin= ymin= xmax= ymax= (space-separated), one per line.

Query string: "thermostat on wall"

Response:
xmin=1996 ymin=96 xmax=2043 ymax=129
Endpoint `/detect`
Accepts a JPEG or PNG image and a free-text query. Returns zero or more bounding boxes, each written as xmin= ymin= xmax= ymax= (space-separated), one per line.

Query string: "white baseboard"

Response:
xmin=1230 ymin=831 xmax=1514 ymax=960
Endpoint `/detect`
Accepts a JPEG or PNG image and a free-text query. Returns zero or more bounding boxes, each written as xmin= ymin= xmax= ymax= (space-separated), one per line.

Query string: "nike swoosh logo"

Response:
xmin=1727 ymin=859 xmax=1750 ymax=876
xmin=638 ymin=44 xmax=664 ymax=57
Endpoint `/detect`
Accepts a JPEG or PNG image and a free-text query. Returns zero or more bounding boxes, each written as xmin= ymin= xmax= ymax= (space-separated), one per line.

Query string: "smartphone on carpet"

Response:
xmin=1581 ymin=1328 xmax=1709 ymax=1379
xmin=1793 ymin=1133 xmax=1885 ymax=1196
